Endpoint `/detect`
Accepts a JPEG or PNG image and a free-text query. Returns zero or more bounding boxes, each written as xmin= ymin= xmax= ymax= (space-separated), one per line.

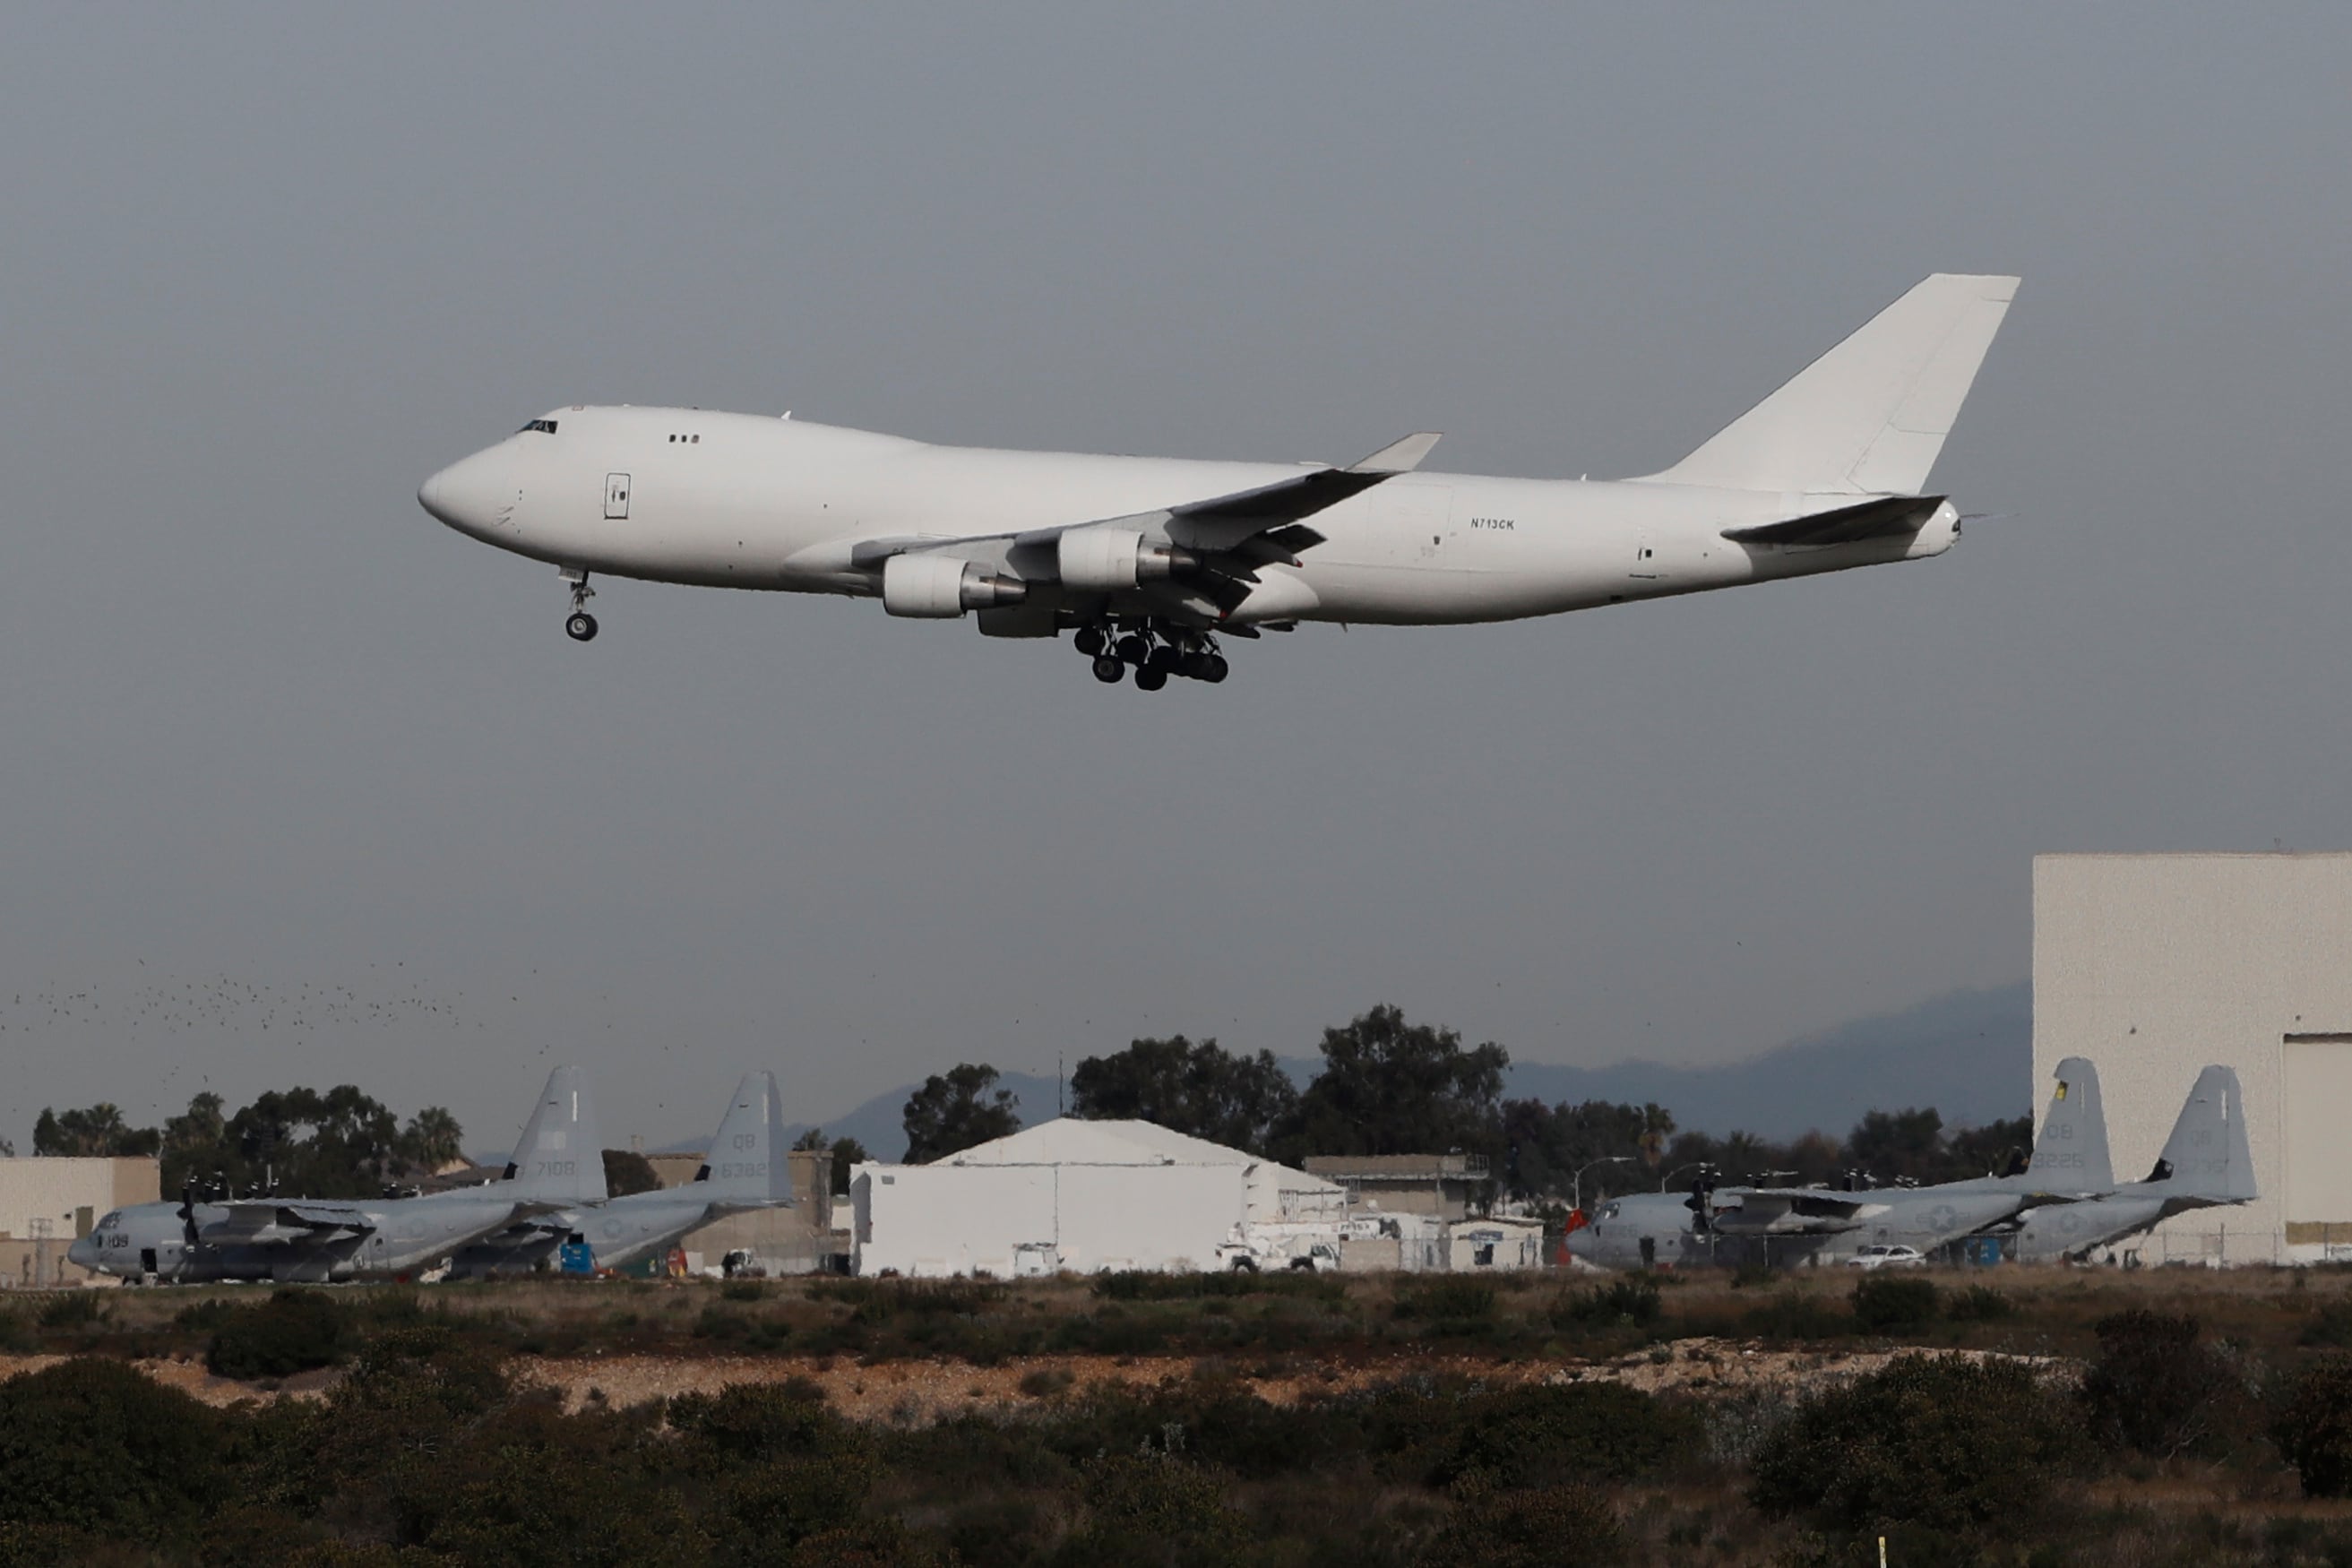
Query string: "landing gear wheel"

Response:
xmin=564 ymin=612 xmax=599 ymax=642
xmin=1199 ymin=653 xmax=1228 ymax=684
xmin=1114 ymin=633 xmax=1150 ymax=666
xmin=1133 ymin=664 xmax=1169 ymax=692
xmin=1091 ymin=654 xmax=1125 ymax=684
xmin=1074 ymin=625 xmax=1107 ymax=658
xmin=1177 ymin=651 xmax=1210 ymax=680
xmin=1144 ymin=645 xmax=1179 ymax=678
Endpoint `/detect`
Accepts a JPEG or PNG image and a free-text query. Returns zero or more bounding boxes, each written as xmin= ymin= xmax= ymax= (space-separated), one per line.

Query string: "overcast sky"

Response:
xmin=2 ymin=7 xmax=2347 ymax=1155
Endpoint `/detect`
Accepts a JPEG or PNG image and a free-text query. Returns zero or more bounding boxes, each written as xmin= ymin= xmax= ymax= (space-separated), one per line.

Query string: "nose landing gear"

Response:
xmin=560 ymin=569 xmax=598 ymax=642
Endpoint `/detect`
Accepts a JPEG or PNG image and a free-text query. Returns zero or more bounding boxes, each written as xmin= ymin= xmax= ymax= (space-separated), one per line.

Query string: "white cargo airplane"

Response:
xmin=421 ymin=274 xmax=2016 ymax=688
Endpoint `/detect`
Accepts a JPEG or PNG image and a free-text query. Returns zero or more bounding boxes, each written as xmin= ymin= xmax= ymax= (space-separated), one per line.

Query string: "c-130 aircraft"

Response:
xmin=68 ymin=1067 xmax=605 ymax=1284
xmin=420 ymin=274 xmax=2016 ymax=689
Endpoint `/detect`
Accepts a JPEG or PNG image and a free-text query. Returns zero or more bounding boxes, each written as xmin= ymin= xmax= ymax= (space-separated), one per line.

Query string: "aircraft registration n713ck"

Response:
xmin=421 ymin=273 xmax=2016 ymax=689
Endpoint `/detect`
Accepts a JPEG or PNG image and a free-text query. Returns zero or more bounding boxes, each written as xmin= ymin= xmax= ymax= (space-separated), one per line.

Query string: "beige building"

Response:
xmin=629 ymin=1146 xmax=842 ymax=1274
xmin=1300 ymin=1153 xmax=1490 ymax=1221
xmin=0 ymin=1157 xmax=159 ymax=1287
xmin=2035 ymin=852 xmax=2352 ymax=1264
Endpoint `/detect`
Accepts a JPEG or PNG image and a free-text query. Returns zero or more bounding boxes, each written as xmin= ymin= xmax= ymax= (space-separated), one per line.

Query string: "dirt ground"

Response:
xmin=0 ymin=1337 xmax=2053 ymax=1422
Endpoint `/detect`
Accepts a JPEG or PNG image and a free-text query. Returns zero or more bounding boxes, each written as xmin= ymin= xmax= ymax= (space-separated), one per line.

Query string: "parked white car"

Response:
xmin=1846 ymin=1244 xmax=1928 ymax=1270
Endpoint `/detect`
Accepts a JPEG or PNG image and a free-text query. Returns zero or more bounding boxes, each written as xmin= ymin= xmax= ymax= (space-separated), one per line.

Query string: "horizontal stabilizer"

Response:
xmin=1643 ymin=273 xmax=2018 ymax=495
xmin=1723 ymin=494 xmax=1948 ymax=548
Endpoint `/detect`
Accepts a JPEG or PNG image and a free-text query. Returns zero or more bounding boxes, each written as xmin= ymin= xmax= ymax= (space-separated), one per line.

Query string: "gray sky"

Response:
xmin=3 ymin=7 xmax=2348 ymax=1154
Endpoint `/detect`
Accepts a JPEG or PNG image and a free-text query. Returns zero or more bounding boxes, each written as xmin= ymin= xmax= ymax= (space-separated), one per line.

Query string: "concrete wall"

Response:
xmin=2035 ymin=853 xmax=2352 ymax=1262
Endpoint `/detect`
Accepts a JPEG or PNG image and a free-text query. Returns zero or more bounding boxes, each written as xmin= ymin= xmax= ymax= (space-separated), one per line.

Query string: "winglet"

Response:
xmin=1348 ymin=432 xmax=1441 ymax=474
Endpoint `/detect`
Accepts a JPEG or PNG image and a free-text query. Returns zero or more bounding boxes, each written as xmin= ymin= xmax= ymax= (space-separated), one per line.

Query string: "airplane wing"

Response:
xmin=1708 ymin=1188 xmax=1881 ymax=1235
xmin=1721 ymin=494 xmax=1948 ymax=548
xmin=206 ymin=1202 xmax=376 ymax=1241
xmin=843 ymin=432 xmax=1440 ymax=625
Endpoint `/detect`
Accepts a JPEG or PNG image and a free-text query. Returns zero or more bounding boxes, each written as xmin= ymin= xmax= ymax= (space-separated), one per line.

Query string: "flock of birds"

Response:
xmin=1 ymin=968 xmax=485 ymax=1037
xmin=0 ymin=967 xmax=702 ymax=1149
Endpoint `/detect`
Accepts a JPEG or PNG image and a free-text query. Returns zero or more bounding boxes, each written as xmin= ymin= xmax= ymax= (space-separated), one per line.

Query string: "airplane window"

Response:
xmin=516 ymin=419 xmax=559 ymax=435
xmin=98 ymin=1210 xmax=121 ymax=1228
xmin=691 ymin=434 xmax=700 ymax=444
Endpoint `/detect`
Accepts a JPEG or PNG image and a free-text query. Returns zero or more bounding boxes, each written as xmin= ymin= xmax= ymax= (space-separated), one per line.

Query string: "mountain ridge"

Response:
xmin=764 ymin=983 xmax=2032 ymax=1160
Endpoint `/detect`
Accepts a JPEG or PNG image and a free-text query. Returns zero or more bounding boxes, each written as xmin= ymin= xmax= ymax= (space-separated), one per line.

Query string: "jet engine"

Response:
xmin=881 ymin=554 xmax=1029 ymax=617
xmin=1057 ymin=527 xmax=1198 ymax=592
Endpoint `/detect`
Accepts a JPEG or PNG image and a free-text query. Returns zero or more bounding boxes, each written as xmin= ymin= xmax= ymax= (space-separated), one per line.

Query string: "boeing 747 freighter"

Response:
xmin=421 ymin=274 xmax=2016 ymax=688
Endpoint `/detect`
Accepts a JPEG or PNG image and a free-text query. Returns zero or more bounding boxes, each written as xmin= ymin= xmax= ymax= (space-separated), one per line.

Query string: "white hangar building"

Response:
xmin=2036 ymin=853 xmax=2352 ymax=1264
xmin=849 ymin=1119 xmax=1345 ymax=1279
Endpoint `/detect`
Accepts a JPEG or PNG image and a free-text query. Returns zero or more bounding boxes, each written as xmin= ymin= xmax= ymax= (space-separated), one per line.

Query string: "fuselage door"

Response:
xmin=605 ymin=473 xmax=632 ymax=521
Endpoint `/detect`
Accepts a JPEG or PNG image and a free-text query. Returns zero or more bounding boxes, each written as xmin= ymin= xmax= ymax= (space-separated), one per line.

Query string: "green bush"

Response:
xmin=1427 ymin=1382 xmax=1700 ymax=1488
xmin=1751 ymin=1352 xmax=2079 ymax=1534
xmin=33 ymin=1291 xmax=102 ymax=1331
xmin=2081 ymin=1311 xmax=2244 ymax=1459
xmin=206 ymin=1288 xmax=345 ymax=1380
xmin=2273 ymin=1354 xmax=2352 ymax=1496
xmin=1393 ymin=1278 xmax=1498 ymax=1325
xmin=0 ymin=1357 xmax=220 ymax=1536
xmin=814 ymin=1278 xmax=1001 ymax=1321
xmin=1067 ymin=1452 xmax=1238 ymax=1561
xmin=1018 ymin=1366 xmax=1076 ymax=1399
xmin=0 ymin=1309 xmax=27 ymax=1355
xmin=1417 ymin=1483 xmax=1626 ymax=1568
xmin=1551 ymin=1278 xmax=1661 ymax=1328
xmin=1738 ymin=1292 xmax=1848 ymax=1341
xmin=2302 ymin=1302 xmax=2352 ymax=1348
xmin=1946 ymin=1283 xmax=2014 ymax=1322
xmin=1849 ymin=1273 xmax=1939 ymax=1332
xmin=1094 ymin=1268 xmax=1342 ymax=1303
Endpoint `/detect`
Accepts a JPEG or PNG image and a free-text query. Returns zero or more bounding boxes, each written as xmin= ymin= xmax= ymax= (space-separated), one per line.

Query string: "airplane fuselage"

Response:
xmin=422 ymin=408 xmax=1959 ymax=630
xmin=449 ymin=1190 xmax=735 ymax=1279
xmin=72 ymin=1191 xmax=547 ymax=1284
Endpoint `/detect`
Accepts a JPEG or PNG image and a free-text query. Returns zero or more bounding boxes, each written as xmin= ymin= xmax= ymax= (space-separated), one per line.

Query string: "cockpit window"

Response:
xmin=517 ymin=418 xmax=559 ymax=435
xmin=97 ymin=1211 xmax=121 ymax=1228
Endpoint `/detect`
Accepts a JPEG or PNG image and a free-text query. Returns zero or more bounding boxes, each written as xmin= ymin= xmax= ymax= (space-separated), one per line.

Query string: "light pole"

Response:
xmin=1660 ymin=1160 xmax=1715 ymax=1193
xmin=1571 ymin=1156 xmax=1633 ymax=1214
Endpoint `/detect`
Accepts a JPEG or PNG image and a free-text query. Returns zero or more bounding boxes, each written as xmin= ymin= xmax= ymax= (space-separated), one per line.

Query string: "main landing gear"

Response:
xmin=561 ymin=569 xmax=598 ymax=642
xmin=1077 ymin=620 xmax=1228 ymax=690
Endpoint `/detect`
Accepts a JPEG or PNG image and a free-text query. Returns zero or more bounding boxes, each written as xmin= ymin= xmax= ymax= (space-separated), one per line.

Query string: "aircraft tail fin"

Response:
xmin=1641 ymin=273 xmax=2019 ymax=495
xmin=2146 ymin=1065 xmax=2259 ymax=1202
xmin=2029 ymin=1056 xmax=2114 ymax=1191
xmin=694 ymin=1072 xmax=793 ymax=1204
xmin=500 ymin=1065 xmax=608 ymax=1204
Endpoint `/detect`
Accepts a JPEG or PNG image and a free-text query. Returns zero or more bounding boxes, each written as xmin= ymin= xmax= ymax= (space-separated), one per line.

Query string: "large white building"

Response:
xmin=849 ymin=1119 xmax=1345 ymax=1278
xmin=2035 ymin=852 xmax=2352 ymax=1264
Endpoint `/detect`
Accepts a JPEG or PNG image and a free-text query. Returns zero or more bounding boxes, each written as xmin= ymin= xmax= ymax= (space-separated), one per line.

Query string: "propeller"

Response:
xmin=177 ymin=1180 xmax=199 ymax=1247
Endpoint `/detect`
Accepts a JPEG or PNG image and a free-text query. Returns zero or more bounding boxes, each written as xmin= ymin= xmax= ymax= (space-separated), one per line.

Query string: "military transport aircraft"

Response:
xmin=1565 ymin=1056 xmax=2106 ymax=1271
xmin=420 ymin=274 xmax=2017 ymax=688
xmin=2003 ymin=1064 xmax=2256 ymax=1262
xmin=447 ymin=1071 xmax=793 ymax=1278
xmin=68 ymin=1066 xmax=606 ymax=1283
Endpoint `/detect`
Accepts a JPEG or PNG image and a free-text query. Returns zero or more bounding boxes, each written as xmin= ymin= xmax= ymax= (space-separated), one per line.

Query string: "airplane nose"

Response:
xmin=418 ymin=450 xmax=514 ymax=539
xmin=67 ymin=1234 xmax=98 ymax=1270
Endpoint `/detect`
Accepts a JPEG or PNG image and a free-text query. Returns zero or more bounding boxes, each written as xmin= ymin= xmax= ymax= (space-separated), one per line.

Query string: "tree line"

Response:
xmin=30 ymin=1089 xmax=465 ymax=1199
xmin=27 ymin=1003 xmax=2031 ymax=1208
xmin=887 ymin=1003 xmax=2031 ymax=1205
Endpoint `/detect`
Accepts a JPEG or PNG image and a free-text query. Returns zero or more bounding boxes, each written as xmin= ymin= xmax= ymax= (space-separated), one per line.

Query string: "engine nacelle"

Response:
xmin=881 ymin=554 xmax=1028 ymax=618
xmin=1058 ymin=527 xmax=1196 ymax=592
